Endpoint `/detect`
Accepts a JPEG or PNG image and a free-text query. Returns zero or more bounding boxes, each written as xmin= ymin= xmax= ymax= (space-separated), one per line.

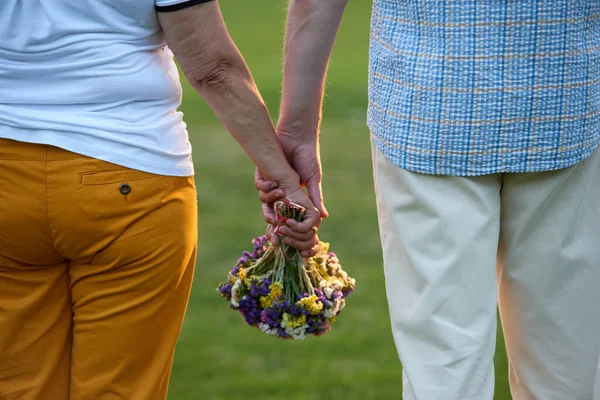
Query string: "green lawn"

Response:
xmin=168 ymin=1 xmax=511 ymax=399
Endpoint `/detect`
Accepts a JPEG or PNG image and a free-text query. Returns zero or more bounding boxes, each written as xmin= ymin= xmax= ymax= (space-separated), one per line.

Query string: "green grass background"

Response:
xmin=169 ymin=1 xmax=511 ymax=398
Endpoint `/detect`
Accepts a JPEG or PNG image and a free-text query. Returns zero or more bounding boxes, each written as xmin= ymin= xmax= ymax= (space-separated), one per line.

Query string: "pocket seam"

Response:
xmin=80 ymin=169 xmax=158 ymax=185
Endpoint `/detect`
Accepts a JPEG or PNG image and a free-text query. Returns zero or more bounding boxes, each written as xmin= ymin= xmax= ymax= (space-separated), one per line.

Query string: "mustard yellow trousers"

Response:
xmin=0 ymin=138 xmax=198 ymax=399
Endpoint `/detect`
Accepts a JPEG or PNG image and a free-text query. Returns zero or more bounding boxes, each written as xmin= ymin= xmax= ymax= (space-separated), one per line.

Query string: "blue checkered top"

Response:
xmin=367 ymin=0 xmax=600 ymax=176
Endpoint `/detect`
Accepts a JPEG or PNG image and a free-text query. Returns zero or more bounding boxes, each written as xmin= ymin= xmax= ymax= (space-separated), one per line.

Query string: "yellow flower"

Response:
xmin=269 ymin=282 xmax=283 ymax=297
xmin=260 ymin=296 xmax=273 ymax=308
xmin=260 ymin=282 xmax=284 ymax=308
xmin=283 ymin=313 xmax=307 ymax=328
xmin=296 ymin=294 xmax=324 ymax=315
xmin=237 ymin=268 xmax=247 ymax=281
xmin=317 ymin=241 xmax=330 ymax=255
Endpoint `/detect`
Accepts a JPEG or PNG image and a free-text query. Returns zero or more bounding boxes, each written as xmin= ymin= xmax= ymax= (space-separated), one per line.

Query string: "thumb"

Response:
xmin=266 ymin=224 xmax=280 ymax=246
xmin=306 ymin=177 xmax=328 ymax=218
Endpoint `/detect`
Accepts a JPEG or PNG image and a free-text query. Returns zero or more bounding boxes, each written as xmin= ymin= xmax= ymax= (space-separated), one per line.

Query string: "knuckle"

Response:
xmin=296 ymin=231 xmax=310 ymax=240
xmin=294 ymin=223 xmax=308 ymax=232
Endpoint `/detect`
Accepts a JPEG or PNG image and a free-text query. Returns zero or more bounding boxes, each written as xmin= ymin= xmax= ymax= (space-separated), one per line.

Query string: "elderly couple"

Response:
xmin=2 ymin=0 xmax=600 ymax=399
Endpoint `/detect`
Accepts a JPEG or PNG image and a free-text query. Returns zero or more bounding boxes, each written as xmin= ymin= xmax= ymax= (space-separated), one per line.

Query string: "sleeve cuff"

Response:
xmin=155 ymin=0 xmax=215 ymax=13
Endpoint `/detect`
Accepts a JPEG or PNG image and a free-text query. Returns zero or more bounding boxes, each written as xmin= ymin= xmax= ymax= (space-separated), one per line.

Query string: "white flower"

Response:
xmin=284 ymin=324 xmax=309 ymax=340
xmin=324 ymin=287 xmax=334 ymax=298
xmin=332 ymin=298 xmax=341 ymax=314
xmin=292 ymin=331 xmax=307 ymax=340
xmin=259 ymin=323 xmax=279 ymax=336
xmin=230 ymin=279 xmax=242 ymax=307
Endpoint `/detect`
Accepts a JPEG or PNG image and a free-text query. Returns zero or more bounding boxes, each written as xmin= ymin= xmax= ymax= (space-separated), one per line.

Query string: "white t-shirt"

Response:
xmin=0 ymin=0 xmax=213 ymax=176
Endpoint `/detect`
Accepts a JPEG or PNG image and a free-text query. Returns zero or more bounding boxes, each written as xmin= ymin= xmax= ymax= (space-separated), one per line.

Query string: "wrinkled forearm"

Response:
xmin=159 ymin=4 xmax=300 ymax=187
xmin=278 ymin=0 xmax=348 ymax=137
xmin=193 ymin=61 xmax=298 ymax=186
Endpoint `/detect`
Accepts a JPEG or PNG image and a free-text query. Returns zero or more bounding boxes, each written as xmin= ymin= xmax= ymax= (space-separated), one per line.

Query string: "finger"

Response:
xmin=266 ymin=224 xmax=280 ymax=246
xmin=285 ymin=207 xmax=321 ymax=234
xmin=271 ymin=232 xmax=281 ymax=246
xmin=261 ymin=203 xmax=277 ymax=225
xmin=254 ymin=169 xmax=279 ymax=192
xmin=276 ymin=225 xmax=315 ymax=241
xmin=283 ymin=234 xmax=318 ymax=251
xmin=306 ymin=178 xmax=328 ymax=218
xmin=258 ymin=188 xmax=286 ymax=204
xmin=300 ymin=245 xmax=319 ymax=258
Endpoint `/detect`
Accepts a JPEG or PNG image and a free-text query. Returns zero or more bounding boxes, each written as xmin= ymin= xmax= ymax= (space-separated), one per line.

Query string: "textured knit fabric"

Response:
xmin=368 ymin=0 xmax=600 ymax=176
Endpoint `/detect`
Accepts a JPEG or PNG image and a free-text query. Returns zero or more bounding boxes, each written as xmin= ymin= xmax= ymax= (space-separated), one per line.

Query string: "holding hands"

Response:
xmin=255 ymin=125 xmax=328 ymax=258
xmin=252 ymin=0 xmax=348 ymax=256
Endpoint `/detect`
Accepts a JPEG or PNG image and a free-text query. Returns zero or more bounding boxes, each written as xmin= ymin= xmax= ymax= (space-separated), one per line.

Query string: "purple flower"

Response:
xmin=238 ymin=296 xmax=261 ymax=326
xmin=306 ymin=314 xmax=331 ymax=336
xmin=220 ymin=231 xmax=352 ymax=339
xmin=251 ymin=235 xmax=269 ymax=258
xmin=260 ymin=306 xmax=282 ymax=329
xmin=241 ymin=251 xmax=253 ymax=262
xmin=296 ymin=293 xmax=310 ymax=300
xmin=313 ymin=288 xmax=329 ymax=307
xmin=217 ymin=282 xmax=233 ymax=300
xmin=271 ymin=298 xmax=290 ymax=311
xmin=287 ymin=303 xmax=301 ymax=317
xmin=233 ymin=251 xmax=253 ymax=271
xmin=230 ymin=237 xmax=270 ymax=281
xmin=250 ymin=278 xmax=271 ymax=297
xmin=277 ymin=328 xmax=291 ymax=339
xmin=252 ymin=235 xmax=268 ymax=249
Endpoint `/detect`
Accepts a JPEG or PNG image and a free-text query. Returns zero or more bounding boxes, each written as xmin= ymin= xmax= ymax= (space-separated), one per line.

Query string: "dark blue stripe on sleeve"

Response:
xmin=155 ymin=0 xmax=215 ymax=13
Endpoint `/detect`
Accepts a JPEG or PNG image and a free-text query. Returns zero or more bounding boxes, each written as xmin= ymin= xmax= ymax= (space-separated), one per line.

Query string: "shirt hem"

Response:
xmin=0 ymin=130 xmax=195 ymax=178
xmin=369 ymin=128 xmax=600 ymax=177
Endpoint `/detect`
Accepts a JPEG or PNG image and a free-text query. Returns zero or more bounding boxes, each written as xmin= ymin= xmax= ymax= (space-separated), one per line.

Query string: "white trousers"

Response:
xmin=372 ymin=141 xmax=600 ymax=400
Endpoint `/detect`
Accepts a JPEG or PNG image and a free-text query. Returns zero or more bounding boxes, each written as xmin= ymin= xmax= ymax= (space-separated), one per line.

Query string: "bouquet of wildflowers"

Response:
xmin=217 ymin=199 xmax=355 ymax=339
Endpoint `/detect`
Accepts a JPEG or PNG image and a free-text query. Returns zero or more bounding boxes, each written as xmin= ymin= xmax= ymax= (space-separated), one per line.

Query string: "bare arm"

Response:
xmin=158 ymin=2 xmax=296 ymax=187
xmin=157 ymin=1 xmax=320 ymax=245
xmin=278 ymin=0 xmax=349 ymax=137
xmin=255 ymin=0 xmax=349 ymax=223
